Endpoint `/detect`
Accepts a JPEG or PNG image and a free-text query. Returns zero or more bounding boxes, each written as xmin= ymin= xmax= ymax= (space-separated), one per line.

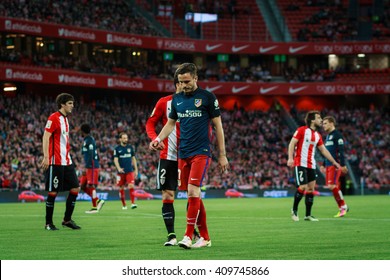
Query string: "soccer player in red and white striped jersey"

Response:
xmin=146 ymin=76 xmax=182 ymax=246
xmin=287 ymin=111 xmax=341 ymax=222
xmin=41 ymin=93 xmax=81 ymax=230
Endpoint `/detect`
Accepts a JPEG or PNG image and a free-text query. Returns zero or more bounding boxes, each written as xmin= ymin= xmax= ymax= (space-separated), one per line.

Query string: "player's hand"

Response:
xmin=149 ymin=137 xmax=164 ymax=151
xmin=287 ymin=159 xmax=294 ymax=168
xmin=40 ymin=157 xmax=49 ymax=171
xmin=218 ymin=155 xmax=229 ymax=173
xmin=341 ymin=166 xmax=348 ymax=174
xmin=156 ymin=142 xmax=165 ymax=150
xmin=334 ymin=162 xmax=341 ymax=169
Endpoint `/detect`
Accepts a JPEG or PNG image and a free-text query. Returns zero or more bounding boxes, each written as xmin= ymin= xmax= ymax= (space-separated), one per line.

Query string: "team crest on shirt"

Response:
xmin=45 ymin=120 xmax=52 ymax=129
xmin=329 ymin=135 xmax=333 ymax=140
xmin=127 ymin=148 xmax=131 ymax=153
xmin=194 ymin=99 xmax=202 ymax=107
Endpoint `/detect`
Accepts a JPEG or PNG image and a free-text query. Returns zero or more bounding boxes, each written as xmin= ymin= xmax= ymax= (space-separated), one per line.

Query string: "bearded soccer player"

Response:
xmin=150 ymin=63 xmax=229 ymax=249
xmin=287 ymin=110 xmax=341 ymax=222
xmin=41 ymin=93 xmax=81 ymax=230
xmin=146 ymin=75 xmax=200 ymax=246
xmin=80 ymin=123 xmax=105 ymax=214
xmin=322 ymin=116 xmax=349 ymax=217
xmin=113 ymin=132 xmax=138 ymax=209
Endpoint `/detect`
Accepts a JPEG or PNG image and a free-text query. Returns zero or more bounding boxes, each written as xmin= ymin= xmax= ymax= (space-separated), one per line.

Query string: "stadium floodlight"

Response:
xmin=3 ymin=83 xmax=17 ymax=92
xmin=185 ymin=12 xmax=218 ymax=23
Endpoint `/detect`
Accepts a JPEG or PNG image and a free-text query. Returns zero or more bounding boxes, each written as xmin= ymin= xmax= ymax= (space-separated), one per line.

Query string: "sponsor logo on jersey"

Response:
xmin=177 ymin=110 xmax=202 ymax=118
xmin=214 ymin=99 xmax=219 ymax=109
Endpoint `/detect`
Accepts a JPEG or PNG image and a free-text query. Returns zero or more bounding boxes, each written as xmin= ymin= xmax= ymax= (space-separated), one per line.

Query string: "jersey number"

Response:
xmin=160 ymin=168 xmax=166 ymax=185
xmin=299 ymin=171 xmax=304 ymax=182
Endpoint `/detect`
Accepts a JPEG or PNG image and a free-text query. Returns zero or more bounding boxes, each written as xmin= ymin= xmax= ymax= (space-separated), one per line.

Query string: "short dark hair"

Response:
xmin=175 ymin=63 xmax=198 ymax=77
xmin=323 ymin=116 xmax=336 ymax=126
xmin=56 ymin=93 xmax=74 ymax=109
xmin=305 ymin=110 xmax=320 ymax=126
xmin=80 ymin=123 xmax=91 ymax=134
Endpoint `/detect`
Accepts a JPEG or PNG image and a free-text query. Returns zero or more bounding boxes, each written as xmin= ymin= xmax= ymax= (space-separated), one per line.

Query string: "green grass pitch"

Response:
xmin=0 ymin=195 xmax=389 ymax=260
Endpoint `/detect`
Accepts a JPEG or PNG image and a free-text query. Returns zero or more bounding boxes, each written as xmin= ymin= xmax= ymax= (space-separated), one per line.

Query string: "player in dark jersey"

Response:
xmin=287 ymin=111 xmax=341 ymax=222
xmin=113 ymin=132 xmax=138 ymax=209
xmin=41 ymin=93 xmax=81 ymax=230
xmin=322 ymin=116 xmax=349 ymax=217
xmin=79 ymin=123 xmax=105 ymax=214
xmin=150 ymin=63 xmax=229 ymax=249
xmin=146 ymin=75 xmax=200 ymax=246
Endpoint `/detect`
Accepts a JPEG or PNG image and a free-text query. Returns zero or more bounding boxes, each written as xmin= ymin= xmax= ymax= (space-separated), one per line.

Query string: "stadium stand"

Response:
xmin=0 ymin=0 xmax=162 ymax=37
xmin=0 ymin=92 xmax=295 ymax=191
xmin=1 ymin=91 xmax=388 ymax=192
xmin=0 ymin=0 xmax=389 ymax=193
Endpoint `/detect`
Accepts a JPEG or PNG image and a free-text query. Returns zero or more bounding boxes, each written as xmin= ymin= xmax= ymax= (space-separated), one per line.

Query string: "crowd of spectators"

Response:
xmin=1 ymin=92 xmax=389 ymax=193
xmin=295 ymin=3 xmax=357 ymax=42
xmin=286 ymin=0 xmax=390 ymax=42
xmin=0 ymin=46 xmax=274 ymax=83
xmin=0 ymin=0 xmax=161 ymax=37
xmin=2 ymin=0 xmax=390 ymax=43
xmin=0 ymin=92 xmax=294 ymax=192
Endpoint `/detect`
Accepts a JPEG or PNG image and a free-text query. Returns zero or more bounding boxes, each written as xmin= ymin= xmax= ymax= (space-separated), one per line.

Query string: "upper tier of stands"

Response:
xmin=278 ymin=0 xmax=390 ymax=42
xmin=2 ymin=0 xmax=390 ymax=42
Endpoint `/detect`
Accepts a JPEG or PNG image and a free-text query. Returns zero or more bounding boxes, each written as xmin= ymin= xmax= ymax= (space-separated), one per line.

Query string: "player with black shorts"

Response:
xmin=146 ymin=75 xmax=183 ymax=246
xmin=287 ymin=111 xmax=341 ymax=222
xmin=41 ymin=93 xmax=81 ymax=230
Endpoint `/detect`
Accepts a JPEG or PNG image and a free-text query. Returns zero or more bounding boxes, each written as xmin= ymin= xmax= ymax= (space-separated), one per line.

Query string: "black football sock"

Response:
xmin=305 ymin=193 xmax=314 ymax=216
xmin=162 ymin=202 xmax=175 ymax=237
xmin=45 ymin=193 xmax=57 ymax=225
xmin=64 ymin=191 xmax=78 ymax=222
xmin=292 ymin=189 xmax=304 ymax=212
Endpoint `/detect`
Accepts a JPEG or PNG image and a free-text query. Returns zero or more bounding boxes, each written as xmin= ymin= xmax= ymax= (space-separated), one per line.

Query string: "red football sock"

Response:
xmin=129 ymin=188 xmax=135 ymax=204
xmin=119 ymin=188 xmax=126 ymax=206
xmin=90 ymin=187 xmax=98 ymax=207
xmin=185 ymin=197 xmax=200 ymax=238
xmin=197 ymin=199 xmax=210 ymax=240
xmin=332 ymin=187 xmax=345 ymax=208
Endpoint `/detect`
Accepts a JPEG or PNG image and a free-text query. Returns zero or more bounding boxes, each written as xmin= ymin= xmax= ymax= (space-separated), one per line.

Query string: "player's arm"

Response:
xmin=40 ymin=130 xmax=52 ymax=170
xmin=337 ymin=134 xmax=348 ymax=174
xmin=149 ymin=118 xmax=176 ymax=151
xmin=89 ymin=142 xmax=96 ymax=170
xmin=212 ymin=116 xmax=229 ymax=173
xmin=287 ymin=137 xmax=298 ymax=167
xmin=146 ymin=99 xmax=164 ymax=140
xmin=113 ymin=150 xmax=124 ymax=173
xmin=318 ymin=145 xmax=341 ymax=169
xmin=132 ymin=156 xmax=138 ymax=178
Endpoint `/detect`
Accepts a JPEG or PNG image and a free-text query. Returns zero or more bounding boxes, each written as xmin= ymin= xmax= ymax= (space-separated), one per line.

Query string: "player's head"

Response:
xmin=322 ymin=116 xmax=336 ymax=132
xmin=80 ymin=123 xmax=91 ymax=135
xmin=175 ymin=63 xmax=198 ymax=95
xmin=56 ymin=93 xmax=74 ymax=110
xmin=305 ymin=110 xmax=322 ymax=129
xmin=119 ymin=132 xmax=128 ymax=145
